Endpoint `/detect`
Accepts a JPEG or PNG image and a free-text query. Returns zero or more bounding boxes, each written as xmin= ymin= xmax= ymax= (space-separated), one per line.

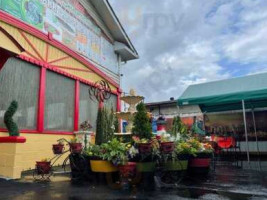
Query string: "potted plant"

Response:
xmin=52 ymin=140 xmax=64 ymax=154
xmin=69 ymin=138 xmax=83 ymax=154
xmin=36 ymin=158 xmax=51 ymax=174
xmin=160 ymin=135 xmax=175 ymax=154
xmin=135 ymin=137 xmax=160 ymax=173
xmin=188 ymin=138 xmax=213 ymax=173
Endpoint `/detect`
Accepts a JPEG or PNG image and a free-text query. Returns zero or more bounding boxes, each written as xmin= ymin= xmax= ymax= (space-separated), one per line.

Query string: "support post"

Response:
xmin=242 ymin=100 xmax=250 ymax=164
xmin=251 ymin=109 xmax=261 ymax=158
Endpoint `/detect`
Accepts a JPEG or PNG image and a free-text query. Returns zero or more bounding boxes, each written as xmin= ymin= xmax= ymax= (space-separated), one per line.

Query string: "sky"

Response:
xmin=109 ymin=0 xmax=267 ymax=103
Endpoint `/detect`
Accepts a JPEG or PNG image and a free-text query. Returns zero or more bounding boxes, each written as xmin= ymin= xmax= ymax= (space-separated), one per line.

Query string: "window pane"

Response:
xmin=0 ymin=58 xmax=40 ymax=130
xmin=79 ymin=83 xmax=99 ymax=131
xmin=45 ymin=70 xmax=75 ymax=131
xmin=104 ymin=94 xmax=117 ymax=111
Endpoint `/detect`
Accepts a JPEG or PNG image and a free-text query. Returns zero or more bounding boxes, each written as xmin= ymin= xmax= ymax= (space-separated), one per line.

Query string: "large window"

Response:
xmin=79 ymin=83 xmax=99 ymax=131
xmin=45 ymin=70 xmax=75 ymax=131
xmin=0 ymin=58 xmax=40 ymax=129
xmin=104 ymin=94 xmax=117 ymax=111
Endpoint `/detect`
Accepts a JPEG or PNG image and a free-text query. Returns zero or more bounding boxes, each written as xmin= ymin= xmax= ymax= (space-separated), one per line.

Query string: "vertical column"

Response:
xmin=74 ymin=80 xmax=80 ymax=131
xmin=37 ymin=67 xmax=46 ymax=132
xmin=117 ymin=88 xmax=122 ymax=133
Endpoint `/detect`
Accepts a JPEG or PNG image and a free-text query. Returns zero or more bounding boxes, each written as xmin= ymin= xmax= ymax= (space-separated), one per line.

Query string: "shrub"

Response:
xmin=132 ymin=102 xmax=152 ymax=139
xmin=4 ymin=101 xmax=19 ymax=136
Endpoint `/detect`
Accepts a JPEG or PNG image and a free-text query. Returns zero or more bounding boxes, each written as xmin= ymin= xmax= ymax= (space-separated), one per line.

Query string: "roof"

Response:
xmin=178 ymin=72 xmax=267 ymax=112
xmin=89 ymin=0 xmax=139 ymax=61
xmin=145 ymin=100 xmax=177 ymax=107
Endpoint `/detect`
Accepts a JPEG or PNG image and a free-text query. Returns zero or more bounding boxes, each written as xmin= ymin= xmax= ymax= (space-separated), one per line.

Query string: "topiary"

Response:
xmin=132 ymin=102 xmax=152 ymax=139
xmin=4 ymin=100 xmax=20 ymax=136
xmin=95 ymin=107 xmax=104 ymax=145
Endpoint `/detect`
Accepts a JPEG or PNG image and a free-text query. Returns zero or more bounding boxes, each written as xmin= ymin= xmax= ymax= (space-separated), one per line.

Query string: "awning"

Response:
xmin=178 ymin=72 xmax=267 ymax=112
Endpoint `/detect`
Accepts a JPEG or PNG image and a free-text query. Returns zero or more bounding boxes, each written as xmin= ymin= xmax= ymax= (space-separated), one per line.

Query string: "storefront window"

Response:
xmin=45 ymin=70 xmax=75 ymax=131
xmin=0 ymin=58 xmax=40 ymax=130
xmin=79 ymin=83 xmax=99 ymax=131
xmin=104 ymin=94 xmax=117 ymax=111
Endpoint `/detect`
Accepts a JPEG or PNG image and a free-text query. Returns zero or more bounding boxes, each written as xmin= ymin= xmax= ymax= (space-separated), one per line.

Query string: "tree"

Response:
xmin=95 ymin=107 xmax=116 ymax=145
xmin=132 ymin=102 xmax=152 ymax=139
xmin=4 ymin=100 xmax=19 ymax=136
xmin=95 ymin=107 xmax=104 ymax=145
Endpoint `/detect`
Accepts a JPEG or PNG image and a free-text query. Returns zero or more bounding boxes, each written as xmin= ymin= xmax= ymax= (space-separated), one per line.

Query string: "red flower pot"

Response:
xmin=118 ymin=162 xmax=136 ymax=178
xmin=160 ymin=141 xmax=174 ymax=154
xmin=69 ymin=143 xmax=83 ymax=154
xmin=36 ymin=161 xmax=51 ymax=174
xmin=52 ymin=144 xmax=64 ymax=154
xmin=138 ymin=143 xmax=152 ymax=154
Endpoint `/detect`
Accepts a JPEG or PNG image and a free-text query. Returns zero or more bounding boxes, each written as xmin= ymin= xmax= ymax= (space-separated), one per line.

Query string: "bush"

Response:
xmin=4 ymin=101 xmax=19 ymax=136
xmin=132 ymin=102 xmax=152 ymax=139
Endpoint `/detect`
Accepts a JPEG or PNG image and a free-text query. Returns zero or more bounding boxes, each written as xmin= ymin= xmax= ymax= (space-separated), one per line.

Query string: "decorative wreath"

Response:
xmin=88 ymin=80 xmax=111 ymax=102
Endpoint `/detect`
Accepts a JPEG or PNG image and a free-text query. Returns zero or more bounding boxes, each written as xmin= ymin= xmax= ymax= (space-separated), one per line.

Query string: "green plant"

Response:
xmin=132 ymin=102 xmax=152 ymax=139
xmin=85 ymin=144 xmax=101 ymax=158
xmin=175 ymin=141 xmax=197 ymax=156
xmin=100 ymin=138 xmax=128 ymax=166
xmin=69 ymin=138 xmax=78 ymax=144
xmin=95 ymin=107 xmax=116 ymax=145
xmin=4 ymin=100 xmax=19 ymax=136
xmin=171 ymin=116 xmax=188 ymax=140
xmin=95 ymin=107 xmax=104 ymax=145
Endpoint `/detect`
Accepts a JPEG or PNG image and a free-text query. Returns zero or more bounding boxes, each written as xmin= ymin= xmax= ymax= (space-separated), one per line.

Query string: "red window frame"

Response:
xmin=0 ymin=11 xmax=122 ymax=135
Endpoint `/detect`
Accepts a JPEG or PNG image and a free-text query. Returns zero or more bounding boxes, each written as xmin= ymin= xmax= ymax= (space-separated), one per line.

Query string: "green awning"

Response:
xmin=178 ymin=73 xmax=267 ymax=112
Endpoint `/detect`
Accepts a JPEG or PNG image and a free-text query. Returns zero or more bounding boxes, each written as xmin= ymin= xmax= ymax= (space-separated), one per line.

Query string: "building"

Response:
xmin=0 ymin=0 xmax=138 ymax=179
xmin=145 ymin=97 xmax=202 ymax=129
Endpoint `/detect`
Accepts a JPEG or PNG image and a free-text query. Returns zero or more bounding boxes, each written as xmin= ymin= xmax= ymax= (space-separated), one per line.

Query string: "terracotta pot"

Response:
xmin=52 ymin=144 xmax=64 ymax=154
xmin=36 ymin=161 xmax=51 ymax=174
xmin=160 ymin=142 xmax=174 ymax=154
xmin=118 ymin=162 xmax=136 ymax=178
xmin=138 ymin=143 xmax=152 ymax=154
xmin=188 ymin=153 xmax=212 ymax=174
xmin=69 ymin=143 xmax=83 ymax=154
xmin=90 ymin=160 xmax=118 ymax=173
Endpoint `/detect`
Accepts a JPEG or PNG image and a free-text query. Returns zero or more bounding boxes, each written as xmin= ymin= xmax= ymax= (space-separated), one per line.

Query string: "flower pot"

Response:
xmin=52 ymin=144 xmax=64 ymax=154
xmin=160 ymin=142 xmax=174 ymax=154
xmin=136 ymin=162 xmax=156 ymax=172
xmin=138 ymin=143 xmax=152 ymax=154
xmin=188 ymin=153 xmax=212 ymax=174
xmin=69 ymin=143 xmax=83 ymax=154
xmin=118 ymin=162 xmax=136 ymax=178
xmin=36 ymin=161 xmax=51 ymax=174
xmin=90 ymin=160 xmax=118 ymax=173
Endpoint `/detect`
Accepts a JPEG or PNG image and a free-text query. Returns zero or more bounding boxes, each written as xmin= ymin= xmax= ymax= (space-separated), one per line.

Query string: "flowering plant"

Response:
xmin=175 ymin=141 xmax=197 ymax=156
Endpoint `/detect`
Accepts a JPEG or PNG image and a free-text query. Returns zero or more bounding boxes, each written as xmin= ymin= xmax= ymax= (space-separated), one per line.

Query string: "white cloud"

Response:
xmin=109 ymin=0 xmax=267 ymax=102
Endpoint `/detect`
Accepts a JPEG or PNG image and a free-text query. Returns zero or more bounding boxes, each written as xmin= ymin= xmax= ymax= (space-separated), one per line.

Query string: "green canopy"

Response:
xmin=178 ymin=72 xmax=267 ymax=112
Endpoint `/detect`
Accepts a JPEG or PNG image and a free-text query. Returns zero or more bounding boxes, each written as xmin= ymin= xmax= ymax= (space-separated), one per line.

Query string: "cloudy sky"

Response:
xmin=109 ymin=0 xmax=267 ymax=102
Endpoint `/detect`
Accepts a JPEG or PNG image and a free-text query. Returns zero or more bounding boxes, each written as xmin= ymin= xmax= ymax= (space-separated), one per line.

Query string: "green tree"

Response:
xmin=95 ymin=107 xmax=104 ymax=145
xmin=132 ymin=102 xmax=152 ymax=139
xmin=95 ymin=107 xmax=116 ymax=144
xmin=4 ymin=101 xmax=19 ymax=136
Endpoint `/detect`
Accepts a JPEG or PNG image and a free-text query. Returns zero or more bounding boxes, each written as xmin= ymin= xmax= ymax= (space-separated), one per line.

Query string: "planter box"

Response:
xmin=136 ymin=162 xmax=156 ymax=172
xmin=90 ymin=160 xmax=118 ymax=173
xmin=188 ymin=153 xmax=212 ymax=174
xmin=163 ymin=160 xmax=188 ymax=171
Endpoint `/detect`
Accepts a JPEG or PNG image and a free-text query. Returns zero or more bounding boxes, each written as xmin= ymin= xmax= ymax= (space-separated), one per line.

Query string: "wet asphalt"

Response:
xmin=1 ymin=161 xmax=267 ymax=200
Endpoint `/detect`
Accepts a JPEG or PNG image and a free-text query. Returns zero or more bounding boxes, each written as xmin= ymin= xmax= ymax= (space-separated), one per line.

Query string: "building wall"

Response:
xmin=0 ymin=5 xmax=121 ymax=179
xmin=0 ymin=132 xmax=73 ymax=179
xmin=0 ymin=0 xmax=120 ymax=83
